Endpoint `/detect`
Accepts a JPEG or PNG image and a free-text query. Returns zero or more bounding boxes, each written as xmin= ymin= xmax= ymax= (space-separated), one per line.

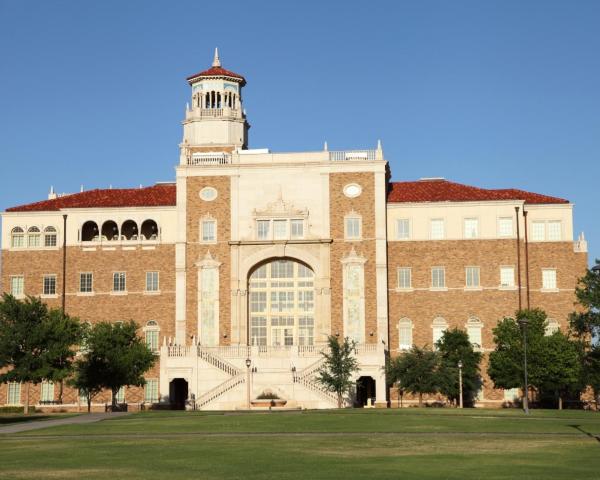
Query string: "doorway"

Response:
xmin=356 ymin=376 xmax=376 ymax=407
xmin=170 ymin=378 xmax=189 ymax=410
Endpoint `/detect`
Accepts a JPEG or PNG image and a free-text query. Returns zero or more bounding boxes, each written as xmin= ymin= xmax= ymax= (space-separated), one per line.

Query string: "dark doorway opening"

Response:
xmin=355 ymin=376 xmax=376 ymax=407
xmin=170 ymin=378 xmax=188 ymax=410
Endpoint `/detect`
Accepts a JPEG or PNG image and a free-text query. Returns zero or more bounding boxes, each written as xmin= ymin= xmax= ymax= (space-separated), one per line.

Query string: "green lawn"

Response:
xmin=1 ymin=408 xmax=600 ymax=479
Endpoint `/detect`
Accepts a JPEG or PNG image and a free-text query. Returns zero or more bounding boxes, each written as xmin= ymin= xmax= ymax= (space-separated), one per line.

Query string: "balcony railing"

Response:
xmin=329 ymin=150 xmax=377 ymax=161
xmin=188 ymin=152 xmax=232 ymax=166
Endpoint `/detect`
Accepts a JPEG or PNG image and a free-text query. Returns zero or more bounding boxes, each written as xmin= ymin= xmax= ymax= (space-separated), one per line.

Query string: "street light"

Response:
xmin=245 ymin=358 xmax=252 ymax=410
xmin=517 ymin=316 xmax=530 ymax=415
xmin=457 ymin=360 xmax=464 ymax=409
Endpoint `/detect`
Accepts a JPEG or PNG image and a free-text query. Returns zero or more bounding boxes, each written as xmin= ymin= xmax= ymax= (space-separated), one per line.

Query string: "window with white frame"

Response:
xmin=80 ymin=273 xmax=93 ymax=293
xmin=465 ymin=267 xmax=480 ymax=288
xmin=273 ymin=219 xmax=287 ymax=240
xmin=345 ymin=215 xmax=361 ymax=240
xmin=500 ymin=267 xmax=515 ymax=288
xmin=531 ymin=221 xmax=545 ymax=241
xmin=504 ymin=387 xmax=520 ymax=402
xmin=7 ymin=382 xmax=21 ymax=405
xmin=40 ymin=381 xmax=54 ymax=403
xmin=27 ymin=227 xmax=41 ymax=247
xmin=78 ymin=389 xmax=88 ymax=405
xmin=44 ymin=227 xmax=57 ymax=247
xmin=43 ymin=275 xmax=57 ymax=296
xmin=146 ymin=271 xmax=159 ymax=292
xmin=431 ymin=267 xmax=446 ymax=289
xmin=432 ymin=318 xmax=447 ymax=347
xmin=467 ymin=318 xmax=483 ymax=348
xmin=145 ymin=379 xmax=159 ymax=403
xmin=542 ymin=269 xmax=557 ymax=290
xmin=430 ymin=219 xmax=445 ymax=240
xmin=547 ymin=221 xmax=562 ymax=241
xmin=498 ymin=217 xmax=514 ymax=237
xmin=464 ymin=218 xmax=479 ymax=239
xmin=290 ymin=219 xmax=304 ymax=239
xmin=113 ymin=272 xmax=126 ymax=292
xmin=397 ymin=267 xmax=412 ymax=289
xmin=545 ymin=319 xmax=559 ymax=336
xmin=11 ymin=227 xmax=24 ymax=248
xmin=114 ymin=386 xmax=125 ymax=403
xmin=145 ymin=321 xmax=160 ymax=352
xmin=398 ymin=318 xmax=413 ymax=350
xmin=201 ymin=219 xmax=216 ymax=243
xmin=10 ymin=276 xmax=24 ymax=297
xmin=257 ymin=220 xmax=270 ymax=240
xmin=396 ymin=219 xmax=410 ymax=240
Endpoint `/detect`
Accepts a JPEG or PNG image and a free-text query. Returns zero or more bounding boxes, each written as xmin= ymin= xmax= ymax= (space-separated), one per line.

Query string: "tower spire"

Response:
xmin=212 ymin=47 xmax=221 ymax=67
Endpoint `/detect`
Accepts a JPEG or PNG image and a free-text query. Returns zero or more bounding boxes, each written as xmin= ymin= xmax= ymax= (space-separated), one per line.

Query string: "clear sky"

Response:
xmin=0 ymin=0 xmax=598 ymax=263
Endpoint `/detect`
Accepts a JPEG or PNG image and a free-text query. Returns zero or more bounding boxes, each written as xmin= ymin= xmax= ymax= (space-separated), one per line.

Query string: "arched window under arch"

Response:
xmin=398 ymin=318 xmax=413 ymax=351
xmin=81 ymin=221 xmax=99 ymax=242
xmin=11 ymin=227 xmax=24 ymax=248
xmin=141 ymin=219 xmax=158 ymax=240
xmin=121 ymin=220 xmax=138 ymax=241
xmin=44 ymin=226 xmax=57 ymax=247
xmin=466 ymin=317 xmax=483 ymax=349
xmin=432 ymin=317 xmax=448 ymax=347
xmin=101 ymin=220 xmax=119 ymax=241
xmin=545 ymin=318 xmax=559 ymax=336
xmin=27 ymin=226 xmax=41 ymax=248
xmin=144 ymin=320 xmax=160 ymax=352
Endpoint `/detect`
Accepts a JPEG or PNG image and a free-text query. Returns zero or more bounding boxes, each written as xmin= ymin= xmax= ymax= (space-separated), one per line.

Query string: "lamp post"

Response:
xmin=517 ymin=316 xmax=530 ymax=415
xmin=245 ymin=358 xmax=251 ymax=410
xmin=458 ymin=360 xmax=464 ymax=409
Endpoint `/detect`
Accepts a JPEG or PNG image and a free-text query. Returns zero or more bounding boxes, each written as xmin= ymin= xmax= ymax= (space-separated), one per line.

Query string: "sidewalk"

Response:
xmin=0 ymin=412 xmax=129 ymax=434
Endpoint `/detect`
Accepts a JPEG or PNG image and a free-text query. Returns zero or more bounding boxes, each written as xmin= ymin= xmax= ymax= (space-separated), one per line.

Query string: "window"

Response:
xmin=201 ymin=219 xmax=216 ymax=243
xmin=273 ymin=220 xmax=287 ymax=240
xmin=44 ymin=227 xmax=57 ymax=247
xmin=545 ymin=319 xmax=559 ymax=336
xmin=11 ymin=227 xmax=24 ymax=248
xmin=396 ymin=219 xmax=410 ymax=240
xmin=27 ymin=227 xmax=41 ymax=247
xmin=431 ymin=267 xmax=446 ymax=289
xmin=465 ymin=267 xmax=480 ymax=288
xmin=397 ymin=268 xmax=412 ymax=290
xmin=498 ymin=217 xmax=513 ymax=237
xmin=542 ymin=269 xmax=557 ymax=290
xmin=145 ymin=321 xmax=159 ymax=352
xmin=432 ymin=318 xmax=447 ymax=347
xmin=114 ymin=386 xmax=125 ymax=404
xmin=199 ymin=187 xmax=217 ymax=201
xmin=145 ymin=379 xmax=159 ymax=402
xmin=345 ymin=216 xmax=361 ymax=240
xmin=7 ymin=382 xmax=20 ymax=405
xmin=464 ymin=218 xmax=479 ymax=239
xmin=78 ymin=389 xmax=88 ymax=405
xmin=257 ymin=220 xmax=270 ymax=240
xmin=290 ymin=219 xmax=304 ymax=239
xmin=398 ymin=318 xmax=412 ymax=350
xmin=500 ymin=267 xmax=515 ymax=288
xmin=40 ymin=381 xmax=54 ymax=403
xmin=113 ymin=272 xmax=126 ymax=292
xmin=79 ymin=273 xmax=93 ymax=293
xmin=430 ymin=219 xmax=445 ymax=240
xmin=298 ymin=316 xmax=314 ymax=346
xmin=43 ymin=275 xmax=57 ymax=296
xmin=467 ymin=318 xmax=483 ymax=348
xmin=547 ymin=221 xmax=562 ymax=241
xmin=10 ymin=276 xmax=24 ymax=297
xmin=504 ymin=387 xmax=520 ymax=402
xmin=531 ymin=221 xmax=545 ymax=241
xmin=146 ymin=272 xmax=159 ymax=292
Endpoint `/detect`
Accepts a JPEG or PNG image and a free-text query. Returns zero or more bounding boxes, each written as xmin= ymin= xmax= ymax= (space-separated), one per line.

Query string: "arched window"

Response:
xmin=545 ymin=318 xmax=559 ymax=336
xmin=141 ymin=219 xmax=158 ymax=240
xmin=44 ymin=226 xmax=57 ymax=247
xmin=398 ymin=318 xmax=413 ymax=350
xmin=121 ymin=220 xmax=138 ymax=241
xmin=144 ymin=320 xmax=160 ymax=352
xmin=81 ymin=221 xmax=99 ymax=242
xmin=101 ymin=221 xmax=119 ymax=241
xmin=11 ymin=227 xmax=24 ymax=248
xmin=27 ymin=227 xmax=41 ymax=248
xmin=432 ymin=317 xmax=447 ymax=348
xmin=467 ymin=317 xmax=483 ymax=349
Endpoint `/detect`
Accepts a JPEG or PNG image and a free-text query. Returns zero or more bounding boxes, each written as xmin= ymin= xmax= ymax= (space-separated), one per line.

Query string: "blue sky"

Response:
xmin=0 ymin=0 xmax=598 ymax=264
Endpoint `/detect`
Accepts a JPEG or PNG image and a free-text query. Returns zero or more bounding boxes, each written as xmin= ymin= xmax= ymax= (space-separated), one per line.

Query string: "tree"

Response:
xmin=436 ymin=328 xmax=482 ymax=407
xmin=71 ymin=321 xmax=156 ymax=411
xmin=387 ymin=346 xmax=440 ymax=407
xmin=316 ymin=336 xmax=359 ymax=408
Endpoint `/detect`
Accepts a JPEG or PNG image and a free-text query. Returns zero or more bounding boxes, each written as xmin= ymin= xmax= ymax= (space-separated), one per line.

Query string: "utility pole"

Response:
xmin=458 ymin=360 xmax=464 ymax=409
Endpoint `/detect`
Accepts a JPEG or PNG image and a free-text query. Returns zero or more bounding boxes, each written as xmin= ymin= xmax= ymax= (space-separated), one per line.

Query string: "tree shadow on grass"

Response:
xmin=0 ymin=415 xmax=51 ymax=425
xmin=569 ymin=424 xmax=600 ymax=443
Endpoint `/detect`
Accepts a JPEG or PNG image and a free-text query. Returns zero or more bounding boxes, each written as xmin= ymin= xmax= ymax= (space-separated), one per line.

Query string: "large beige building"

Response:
xmin=0 ymin=51 xmax=589 ymax=409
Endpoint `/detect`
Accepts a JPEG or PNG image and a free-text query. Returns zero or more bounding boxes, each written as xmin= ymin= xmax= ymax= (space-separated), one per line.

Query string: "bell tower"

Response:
xmin=180 ymin=48 xmax=249 ymax=164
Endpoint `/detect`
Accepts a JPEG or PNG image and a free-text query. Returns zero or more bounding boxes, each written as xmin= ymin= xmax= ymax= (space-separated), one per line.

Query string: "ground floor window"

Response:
xmin=40 ymin=381 xmax=54 ymax=403
xmin=7 ymin=382 xmax=21 ymax=405
xmin=145 ymin=379 xmax=159 ymax=402
xmin=114 ymin=386 xmax=125 ymax=403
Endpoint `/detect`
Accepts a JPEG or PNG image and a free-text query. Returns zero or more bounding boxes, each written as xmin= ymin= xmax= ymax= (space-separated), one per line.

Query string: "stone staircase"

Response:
xmin=195 ymin=373 xmax=245 ymax=409
xmin=197 ymin=346 xmax=241 ymax=376
xmin=293 ymin=357 xmax=339 ymax=406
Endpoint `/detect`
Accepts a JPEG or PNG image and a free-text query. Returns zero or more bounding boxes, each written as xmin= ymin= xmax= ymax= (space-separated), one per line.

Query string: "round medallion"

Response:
xmin=343 ymin=183 xmax=362 ymax=198
xmin=199 ymin=187 xmax=217 ymax=202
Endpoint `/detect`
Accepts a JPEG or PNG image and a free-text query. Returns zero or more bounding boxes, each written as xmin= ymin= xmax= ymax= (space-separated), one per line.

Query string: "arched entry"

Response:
xmin=356 ymin=376 xmax=376 ymax=407
xmin=169 ymin=378 xmax=188 ymax=410
xmin=248 ymin=259 xmax=315 ymax=347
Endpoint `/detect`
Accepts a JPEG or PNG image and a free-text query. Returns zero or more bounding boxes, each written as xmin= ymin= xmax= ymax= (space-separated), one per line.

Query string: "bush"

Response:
xmin=0 ymin=406 xmax=25 ymax=414
xmin=256 ymin=391 xmax=279 ymax=400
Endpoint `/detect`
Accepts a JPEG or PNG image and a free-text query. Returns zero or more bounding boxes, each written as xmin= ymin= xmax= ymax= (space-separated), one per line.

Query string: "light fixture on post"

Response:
xmin=457 ymin=360 xmax=464 ymax=409
xmin=245 ymin=358 xmax=252 ymax=410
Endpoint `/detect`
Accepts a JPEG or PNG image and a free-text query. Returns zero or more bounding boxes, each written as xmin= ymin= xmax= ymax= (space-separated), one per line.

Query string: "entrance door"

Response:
xmin=170 ymin=378 xmax=188 ymax=410
xmin=356 ymin=376 xmax=376 ymax=407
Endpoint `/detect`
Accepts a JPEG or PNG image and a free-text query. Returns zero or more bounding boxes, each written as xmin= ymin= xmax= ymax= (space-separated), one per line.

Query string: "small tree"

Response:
xmin=436 ymin=328 xmax=482 ymax=407
xmin=316 ymin=336 xmax=359 ymax=408
xmin=387 ymin=346 xmax=440 ymax=407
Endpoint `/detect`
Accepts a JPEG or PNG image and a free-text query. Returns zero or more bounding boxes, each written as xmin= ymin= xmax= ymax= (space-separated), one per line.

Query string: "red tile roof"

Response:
xmin=186 ymin=66 xmax=246 ymax=85
xmin=6 ymin=184 xmax=176 ymax=212
xmin=387 ymin=179 xmax=569 ymax=205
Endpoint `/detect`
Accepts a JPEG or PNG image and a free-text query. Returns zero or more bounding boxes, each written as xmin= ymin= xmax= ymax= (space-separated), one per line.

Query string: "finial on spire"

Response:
xmin=212 ymin=47 xmax=221 ymax=67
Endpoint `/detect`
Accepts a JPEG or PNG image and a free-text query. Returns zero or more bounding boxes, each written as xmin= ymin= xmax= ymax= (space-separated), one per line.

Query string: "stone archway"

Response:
xmin=169 ymin=378 xmax=188 ymax=410
xmin=356 ymin=376 xmax=376 ymax=407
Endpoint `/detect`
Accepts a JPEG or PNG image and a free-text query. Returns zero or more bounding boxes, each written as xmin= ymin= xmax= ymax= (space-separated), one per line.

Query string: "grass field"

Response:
xmin=1 ymin=408 xmax=600 ymax=479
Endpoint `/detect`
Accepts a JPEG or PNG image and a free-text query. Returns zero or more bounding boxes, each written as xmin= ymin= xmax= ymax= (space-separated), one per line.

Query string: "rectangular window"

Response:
xmin=432 ymin=324 xmax=446 ymax=346
xmin=396 ymin=219 xmax=410 ymax=240
xmin=114 ymin=386 xmax=125 ymax=404
xmin=290 ymin=219 xmax=304 ymax=239
xmin=431 ymin=267 xmax=446 ymax=289
xmin=250 ymin=316 xmax=267 ymax=346
xmin=542 ymin=269 xmax=557 ymax=290
xmin=468 ymin=324 xmax=482 ymax=348
xmin=298 ymin=316 xmax=314 ymax=346
xmin=398 ymin=321 xmax=412 ymax=350
xmin=397 ymin=267 xmax=412 ymax=289
xmin=145 ymin=379 xmax=159 ymax=403
xmin=7 ymin=383 xmax=20 ymax=405
xmin=345 ymin=217 xmax=361 ymax=239
xmin=464 ymin=218 xmax=479 ymax=239
xmin=145 ymin=271 xmax=159 ymax=292
xmin=273 ymin=220 xmax=287 ymax=240
xmin=257 ymin=220 xmax=270 ymax=240
xmin=44 ymin=231 xmax=57 ymax=247
xmin=531 ymin=221 xmax=545 ymax=241
xmin=500 ymin=267 xmax=515 ymax=288
xmin=40 ymin=381 xmax=54 ymax=403
xmin=498 ymin=217 xmax=514 ymax=237
xmin=43 ymin=275 xmax=57 ymax=296
xmin=430 ymin=219 xmax=445 ymax=240
xmin=504 ymin=387 xmax=520 ymax=402
xmin=201 ymin=220 xmax=216 ymax=242
xmin=145 ymin=330 xmax=159 ymax=352
xmin=79 ymin=273 xmax=93 ymax=293
xmin=28 ymin=233 xmax=40 ymax=248
xmin=465 ymin=267 xmax=480 ymax=288
xmin=11 ymin=232 xmax=24 ymax=248
xmin=547 ymin=221 xmax=562 ymax=241
xmin=113 ymin=272 xmax=126 ymax=292
xmin=10 ymin=276 xmax=24 ymax=297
